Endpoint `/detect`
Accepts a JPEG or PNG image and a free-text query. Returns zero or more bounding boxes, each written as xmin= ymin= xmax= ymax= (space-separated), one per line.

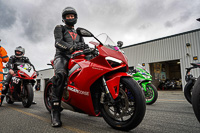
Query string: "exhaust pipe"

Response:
xmin=61 ymin=101 xmax=75 ymax=111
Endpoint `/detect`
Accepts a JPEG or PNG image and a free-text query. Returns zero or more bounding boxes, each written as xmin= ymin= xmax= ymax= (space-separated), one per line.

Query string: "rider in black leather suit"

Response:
xmin=51 ymin=7 xmax=89 ymax=127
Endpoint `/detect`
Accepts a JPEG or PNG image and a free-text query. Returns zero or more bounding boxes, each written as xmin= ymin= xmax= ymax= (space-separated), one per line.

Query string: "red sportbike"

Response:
xmin=44 ymin=28 xmax=146 ymax=131
xmin=6 ymin=63 xmax=37 ymax=108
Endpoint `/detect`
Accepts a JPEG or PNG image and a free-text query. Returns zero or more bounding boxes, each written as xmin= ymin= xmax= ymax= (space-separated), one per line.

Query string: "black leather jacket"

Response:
xmin=6 ymin=55 xmax=35 ymax=70
xmin=54 ymin=25 xmax=84 ymax=59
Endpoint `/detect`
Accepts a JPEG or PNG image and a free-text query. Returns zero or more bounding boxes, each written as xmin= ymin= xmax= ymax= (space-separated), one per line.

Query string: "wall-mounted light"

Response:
xmin=193 ymin=56 xmax=198 ymax=60
xmin=142 ymin=63 xmax=145 ymax=66
xmin=186 ymin=43 xmax=191 ymax=47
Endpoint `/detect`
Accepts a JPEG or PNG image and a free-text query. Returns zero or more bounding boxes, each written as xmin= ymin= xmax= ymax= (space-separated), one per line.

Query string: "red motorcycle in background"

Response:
xmin=44 ymin=28 xmax=146 ymax=131
xmin=6 ymin=63 xmax=37 ymax=108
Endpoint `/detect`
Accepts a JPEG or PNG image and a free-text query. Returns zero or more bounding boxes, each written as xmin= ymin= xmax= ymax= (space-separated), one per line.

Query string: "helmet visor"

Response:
xmin=15 ymin=51 xmax=23 ymax=56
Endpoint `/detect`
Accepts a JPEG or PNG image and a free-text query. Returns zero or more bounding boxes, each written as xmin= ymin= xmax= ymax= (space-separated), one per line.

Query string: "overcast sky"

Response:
xmin=0 ymin=0 xmax=200 ymax=70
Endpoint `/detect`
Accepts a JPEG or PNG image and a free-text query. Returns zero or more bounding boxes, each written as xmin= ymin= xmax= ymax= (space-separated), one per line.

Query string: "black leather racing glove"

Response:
xmin=83 ymin=48 xmax=91 ymax=54
xmin=76 ymin=42 xmax=85 ymax=50
xmin=84 ymin=44 xmax=89 ymax=49
xmin=69 ymin=43 xmax=81 ymax=53
xmin=69 ymin=45 xmax=75 ymax=53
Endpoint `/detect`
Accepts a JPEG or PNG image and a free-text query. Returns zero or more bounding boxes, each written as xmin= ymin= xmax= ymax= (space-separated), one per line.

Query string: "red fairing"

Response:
xmin=63 ymin=42 xmax=130 ymax=116
xmin=106 ymin=72 xmax=131 ymax=99
xmin=8 ymin=64 xmax=37 ymax=101
xmin=17 ymin=70 xmax=37 ymax=79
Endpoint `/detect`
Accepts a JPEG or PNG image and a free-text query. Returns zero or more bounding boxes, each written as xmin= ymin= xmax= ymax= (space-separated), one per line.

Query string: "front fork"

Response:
xmin=141 ymin=81 xmax=151 ymax=92
xmin=100 ymin=76 xmax=115 ymax=104
xmin=20 ymin=81 xmax=27 ymax=97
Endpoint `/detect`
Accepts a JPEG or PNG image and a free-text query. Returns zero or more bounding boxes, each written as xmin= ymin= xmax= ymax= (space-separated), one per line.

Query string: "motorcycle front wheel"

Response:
xmin=145 ymin=83 xmax=158 ymax=105
xmin=100 ymin=77 xmax=146 ymax=131
xmin=6 ymin=96 xmax=14 ymax=104
xmin=44 ymin=79 xmax=63 ymax=113
xmin=184 ymin=80 xmax=194 ymax=104
xmin=22 ymin=84 xmax=33 ymax=108
xmin=192 ymin=76 xmax=200 ymax=123
xmin=44 ymin=79 xmax=53 ymax=113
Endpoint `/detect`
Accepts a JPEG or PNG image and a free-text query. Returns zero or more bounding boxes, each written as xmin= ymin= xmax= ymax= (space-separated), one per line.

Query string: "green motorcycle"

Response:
xmin=130 ymin=65 xmax=158 ymax=105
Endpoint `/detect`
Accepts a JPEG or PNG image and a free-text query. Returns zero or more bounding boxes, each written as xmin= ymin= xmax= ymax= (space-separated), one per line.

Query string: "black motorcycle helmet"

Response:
xmin=15 ymin=46 xmax=25 ymax=57
xmin=62 ymin=7 xmax=78 ymax=26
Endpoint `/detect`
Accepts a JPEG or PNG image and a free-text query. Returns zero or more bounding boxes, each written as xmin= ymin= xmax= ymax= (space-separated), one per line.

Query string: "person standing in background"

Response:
xmin=0 ymin=39 xmax=9 ymax=106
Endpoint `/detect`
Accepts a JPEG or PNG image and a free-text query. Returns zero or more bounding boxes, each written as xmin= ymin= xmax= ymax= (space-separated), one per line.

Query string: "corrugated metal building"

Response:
xmin=122 ymin=28 xmax=200 ymax=90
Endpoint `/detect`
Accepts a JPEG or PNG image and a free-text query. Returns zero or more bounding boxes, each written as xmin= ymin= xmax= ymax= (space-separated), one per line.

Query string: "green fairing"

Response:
xmin=131 ymin=65 xmax=158 ymax=105
xmin=132 ymin=67 xmax=152 ymax=91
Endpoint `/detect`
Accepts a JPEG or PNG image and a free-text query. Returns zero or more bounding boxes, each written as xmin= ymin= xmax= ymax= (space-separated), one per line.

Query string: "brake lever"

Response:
xmin=92 ymin=46 xmax=99 ymax=56
xmin=71 ymin=52 xmax=84 ymax=59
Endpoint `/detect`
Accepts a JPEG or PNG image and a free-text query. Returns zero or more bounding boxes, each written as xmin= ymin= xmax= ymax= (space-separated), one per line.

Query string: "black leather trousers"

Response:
xmin=51 ymin=57 xmax=69 ymax=105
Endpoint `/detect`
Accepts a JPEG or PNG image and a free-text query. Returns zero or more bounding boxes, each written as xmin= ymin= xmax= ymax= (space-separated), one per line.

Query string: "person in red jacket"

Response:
xmin=0 ymin=41 xmax=9 ymax=106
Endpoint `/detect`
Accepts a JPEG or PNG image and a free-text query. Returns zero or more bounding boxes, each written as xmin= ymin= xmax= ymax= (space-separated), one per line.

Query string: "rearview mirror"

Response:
xmin=117 ymin=41 xmax=123 ymax=48
xmin=76 ymin=27 xmax=94 ymax=37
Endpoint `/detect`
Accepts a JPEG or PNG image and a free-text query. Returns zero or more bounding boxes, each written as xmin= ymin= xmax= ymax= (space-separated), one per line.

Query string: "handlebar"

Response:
xmin=71 ymin=51 xmax=84 ymax=58
xmin=71 ymin=48 xmax=99 ymax=59
xmin=186 ymin=66 xmax=200 ymax=74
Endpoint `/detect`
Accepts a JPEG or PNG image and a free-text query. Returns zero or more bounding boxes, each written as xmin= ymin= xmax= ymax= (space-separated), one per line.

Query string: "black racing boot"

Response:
xmin=32 ymin=101 xmax=37 ymax=104
xmin=0 ymin=96 xmax=5 ymax=106
xmin=51 ymin=102 xmax=62 ymax=127
xmin=3 ymin=73 xmax=12 ymax=93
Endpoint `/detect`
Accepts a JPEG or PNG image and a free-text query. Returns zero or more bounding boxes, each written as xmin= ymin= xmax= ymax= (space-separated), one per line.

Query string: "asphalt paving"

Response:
xmin=0 ymin=90 xmax=200 ymax=133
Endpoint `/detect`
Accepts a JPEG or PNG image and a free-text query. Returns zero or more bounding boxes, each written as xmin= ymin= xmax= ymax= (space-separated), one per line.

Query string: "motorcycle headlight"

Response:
xmin=142 ymin=75 xmax=150 ymax=79
xmin=105 ymin=57 xmax=123 ymax=68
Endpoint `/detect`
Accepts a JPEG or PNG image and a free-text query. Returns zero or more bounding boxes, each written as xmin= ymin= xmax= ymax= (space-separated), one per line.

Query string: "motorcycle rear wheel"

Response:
xmin=192 ymin=76 xmax=200 ymax=123
xmin=22 ymin=84 xmax=33 ymax=108
xmin=145 ymin=83 xmax=158 ymax=105
xmin=100 ymin=77 xmax=146 ymax=131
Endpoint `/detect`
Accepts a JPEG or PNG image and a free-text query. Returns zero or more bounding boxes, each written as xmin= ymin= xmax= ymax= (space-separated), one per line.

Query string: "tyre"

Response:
xmin=44 ymin=79 xmax=63 ymax=113
xmin=192 ymin=76 xmax=200 ymax=123
xmin=145 ymin=83 xmax=158 ymax=105
xmin=22 ymin=84 xmax=33 ymax=108
xmin=100 ymin=77 xmax=146 ymax=131
xmin=44 ymin=79 xmax=53 ymax=112
xmin=6 ymin=96 xmax=14 ymax=104
xmin=184 ymin=80 xmax=194 ymax=104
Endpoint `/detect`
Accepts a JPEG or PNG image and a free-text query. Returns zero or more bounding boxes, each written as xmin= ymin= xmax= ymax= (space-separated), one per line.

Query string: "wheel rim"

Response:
xmin=6 ymin=96 xmax=11 ymax=102
xmin=145 ymin=85 xmax=154 ymax=103
xmin=190 ymin=88 xmax=193 ymax=96
xmin=103 ymin=83 xmax=135 ymax=122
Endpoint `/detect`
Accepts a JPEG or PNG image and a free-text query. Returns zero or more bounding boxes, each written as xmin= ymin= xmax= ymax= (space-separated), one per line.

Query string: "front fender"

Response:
xmin=105 ymin=72 xmax=131 ymax=99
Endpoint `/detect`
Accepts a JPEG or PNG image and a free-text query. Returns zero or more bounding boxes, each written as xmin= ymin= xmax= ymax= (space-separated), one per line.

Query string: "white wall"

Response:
xmin=36 ymin=68 xmax=54 ymax=91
